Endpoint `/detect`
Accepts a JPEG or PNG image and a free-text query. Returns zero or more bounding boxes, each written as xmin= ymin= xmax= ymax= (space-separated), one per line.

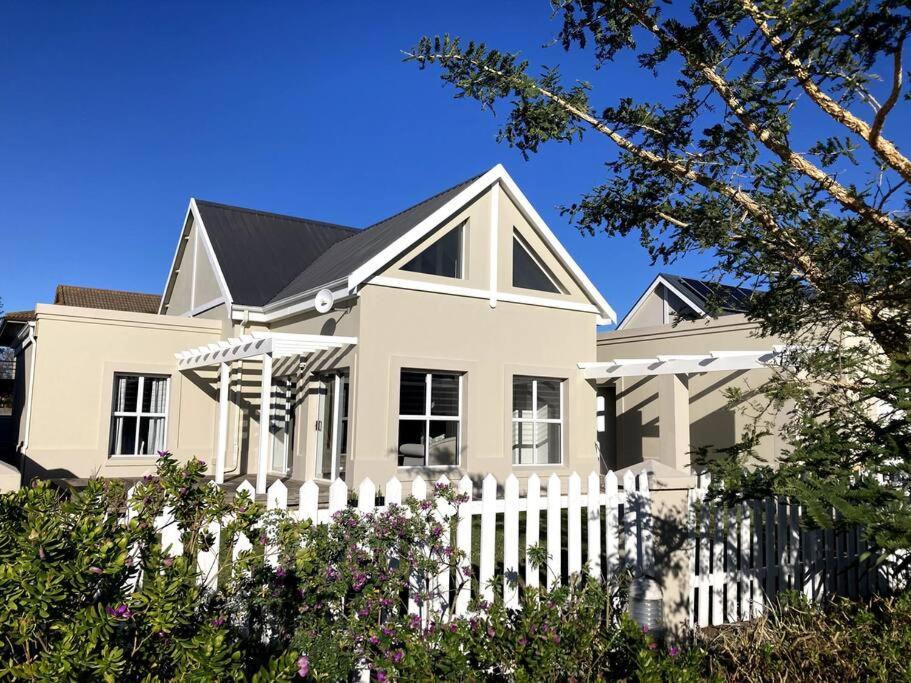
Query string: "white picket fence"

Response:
xmin=128 ymin=469 xmax=654 ymax=618
xmin=689 ymin=476 xmax=884 ymax=627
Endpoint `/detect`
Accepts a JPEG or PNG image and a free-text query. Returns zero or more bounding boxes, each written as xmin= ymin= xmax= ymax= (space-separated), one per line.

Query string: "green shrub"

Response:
xmin=0 ymin=455 xmax=662 ymax=681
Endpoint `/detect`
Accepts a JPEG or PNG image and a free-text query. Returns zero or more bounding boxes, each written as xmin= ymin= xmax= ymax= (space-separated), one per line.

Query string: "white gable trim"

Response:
xmin=347 ymin=164 xmax=616 ymax=323
xmin=616 ymin=274 xmax=707 ymax=331
xmin=159 ymin=199 xmax=234 ymax=315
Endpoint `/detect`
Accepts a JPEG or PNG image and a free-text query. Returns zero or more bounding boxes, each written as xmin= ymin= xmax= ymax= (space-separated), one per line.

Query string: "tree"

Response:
xmin=407 ymin=1 xmax=911 ymax=568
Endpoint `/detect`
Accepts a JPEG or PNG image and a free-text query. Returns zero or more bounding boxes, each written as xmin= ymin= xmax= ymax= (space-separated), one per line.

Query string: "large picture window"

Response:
xmin=398 ymin=370 xmax=461 ymax=467
xmin=110 ymin=374 xmax=169 ymax=456
xmin=512 ymin=376 xmax=563 ymax=465
xmin=401 ymin=224 xmax=464 ymax=279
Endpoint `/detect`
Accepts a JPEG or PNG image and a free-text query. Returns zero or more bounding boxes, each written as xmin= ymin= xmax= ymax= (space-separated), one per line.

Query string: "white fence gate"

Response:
xmin=129 ymin=470 xmax=653 ymax=619
xmin=689 ymin=475 xmax=883 ymax=627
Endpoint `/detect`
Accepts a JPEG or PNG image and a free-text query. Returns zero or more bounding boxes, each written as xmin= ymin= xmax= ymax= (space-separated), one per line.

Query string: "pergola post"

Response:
xmin=215 ymin=362 xmax=230 ymax=484
xmin=256 ymin=352 xmax=273 ymax=495
xmin=657 ymin=373 xmax=690 ymax=471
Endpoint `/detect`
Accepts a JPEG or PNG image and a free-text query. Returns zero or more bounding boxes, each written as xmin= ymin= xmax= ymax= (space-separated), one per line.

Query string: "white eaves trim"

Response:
xmin=369 ymin=275 xmax=600 ymax=314
xmin=159 ymin=199 xmax=234 ymax=315
xmin=347 ymin=164 xmax=617 ymax=324
xmin=616 ymin=274 xmax=707 ymax=331
xmin=578 ymin=349 xmax=782 ymax=379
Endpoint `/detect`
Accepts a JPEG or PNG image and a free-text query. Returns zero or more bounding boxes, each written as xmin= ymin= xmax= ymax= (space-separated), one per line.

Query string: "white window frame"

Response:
xmin=109 ymin=373 xmax=170 ymax=456
xmin=398 ymin=370 xmax=462 ymax=468
xmin=511 ymin=376 xmax=564 ymax=466
xmin=512 ymin=229 xmax=565 ymax=294
xmin=401 ymin=222 xmax=467 ymax=280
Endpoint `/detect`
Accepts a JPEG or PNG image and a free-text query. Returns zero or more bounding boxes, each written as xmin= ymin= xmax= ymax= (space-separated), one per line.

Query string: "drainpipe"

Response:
xmin=20 ymin=322 xmax=38 ymax=457
xmin=220 ymin=309 xmax=249 ymax=478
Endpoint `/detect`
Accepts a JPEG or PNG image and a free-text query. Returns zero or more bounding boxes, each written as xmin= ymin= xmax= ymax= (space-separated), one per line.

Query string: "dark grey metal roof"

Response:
xmin=266 ymin=172 xmax=484 ymax=304
xmin=194 ymin=201 xmax=359 ymax=306
xmin=660 ymin=273 xmax=756 ymax=315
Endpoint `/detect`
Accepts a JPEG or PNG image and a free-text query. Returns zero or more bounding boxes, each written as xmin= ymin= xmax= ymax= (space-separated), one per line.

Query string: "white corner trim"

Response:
xmin=489 ymin=182 xmax=499 ymax=308
xmin=616 ymin=274 xmax=708 ymax=331
xmin=346 ymin=164 xmax=616 ymax=323
xmin=368 ymin=276 xmax=599 ymax=314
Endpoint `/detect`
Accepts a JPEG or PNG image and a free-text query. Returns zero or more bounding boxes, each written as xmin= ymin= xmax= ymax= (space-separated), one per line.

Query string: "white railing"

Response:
xmin=128 ymin=469 xmax=653 ymax=619
xmin=689 ymin=475 xmax=884 ymax=627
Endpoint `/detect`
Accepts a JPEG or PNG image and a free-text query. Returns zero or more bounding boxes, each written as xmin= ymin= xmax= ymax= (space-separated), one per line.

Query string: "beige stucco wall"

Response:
xmin=597 ymin=314 xmax=788 ymax=471
xmin=350 ymin=285 xmax=598 ymax=494
xmin=161 ymin=213 xmax=226 ymax=316
xmin=20 ymin=304 xmax=223 ymax=482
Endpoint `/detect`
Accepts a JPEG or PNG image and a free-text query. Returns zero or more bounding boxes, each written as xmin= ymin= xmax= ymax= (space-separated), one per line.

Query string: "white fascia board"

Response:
xmin=231 ymin=282 xmax=354 ymax=324
xmin=347 ymin=166 xmax=504 ymax=292
xmin=615 ymin=274 xmax=708 ymax=331
xmin=496 ymin=168 xmax=617 ymax=324
xmin=189 ymin=199 xmax=234 ymax=310
xmin=158 ymin=203 xmax=195 ymax=314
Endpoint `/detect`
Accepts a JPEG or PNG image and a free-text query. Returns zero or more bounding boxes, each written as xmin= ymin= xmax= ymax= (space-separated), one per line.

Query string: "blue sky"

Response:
xmin=0 ymin=1 xmax=798 ymax=319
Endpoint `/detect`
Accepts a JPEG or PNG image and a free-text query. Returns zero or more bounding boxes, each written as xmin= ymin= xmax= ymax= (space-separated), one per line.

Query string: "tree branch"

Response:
xmin=870 ymin=37 xmax=904 ymax=147
xmin=622 ymin=1 xmax=911 ymax=260
xmin=739 ymin=0 xmax=911 ymax=185
xmin=407 ymin=47 xmax=880 ymax=332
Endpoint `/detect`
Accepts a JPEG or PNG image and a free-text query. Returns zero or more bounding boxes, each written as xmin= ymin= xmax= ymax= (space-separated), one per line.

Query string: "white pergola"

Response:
xmin=175 ymin=332 xmax=357 ymax=494
xmin=577 ymin=348 xmax=784 ymax=379
xmin=578 ymin=348 xmax=784 ymax=472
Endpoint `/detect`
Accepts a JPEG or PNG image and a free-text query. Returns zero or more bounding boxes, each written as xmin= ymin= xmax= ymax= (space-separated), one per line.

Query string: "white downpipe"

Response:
xmin=215 ymin=362 xmax=230 ymax=484
xmin=21 ymin=322 xmax=37 ymax=453
xmin=256 ymin=352 xmax=273 ymax=495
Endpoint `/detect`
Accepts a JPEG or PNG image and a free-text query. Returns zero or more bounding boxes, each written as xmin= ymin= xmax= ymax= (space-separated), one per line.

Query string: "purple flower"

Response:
xmin=376 ymin=671 xmax=388 ymax=683
xmin=553 ymin=634 xmax=561 ymax=644
xmin=419 ymin=500 xmax=432 ymax=511
xmin=369 ymin=635 xmax=380 ymax=646
xmin=89 ymin=566 xmax=103 ymax=574
xmin=358 ymin=607 xmax=370 ymax=618
xmin=276 ymin=566 xmax=287 ymax=579
xmin=391 ymin=650 xmax=404 ymax=664
xmin=518 ymin=636 xmax=528 ymax=646
xmin=157 ymin=450 xmax=168 ymax=457
xmin=297 ymin=655 xmax=310 ymax=678
xmin=211 ymin=616 xmax=226 ymax=628
xmin=162 ymin=557 xmax=173 ymax=568
xmin=106 ymin=604 xmax=132 ymax=619
xmin=668 ymin=646 xmax=680 ymax=657
xmin=648 ymin=642 xmax=658 ymax=650
xmin=642 ymin=625 xmax=649 ymax=633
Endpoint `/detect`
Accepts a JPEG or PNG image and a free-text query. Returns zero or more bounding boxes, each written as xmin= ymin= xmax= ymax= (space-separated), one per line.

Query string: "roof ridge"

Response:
xmin=363 ymin=171 xmax=486 ymax=230
xmin=194 ymin=199 xmax=360 ymax=233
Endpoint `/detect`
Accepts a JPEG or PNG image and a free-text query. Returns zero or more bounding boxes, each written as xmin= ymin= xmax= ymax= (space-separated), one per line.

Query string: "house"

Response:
xmin=2 ymin=165 xmax=621 ymax=494
xmin=588 ymin=273 xmax=788 ymax=473
xmin=2 ymin=166 xmax=788 ymax=497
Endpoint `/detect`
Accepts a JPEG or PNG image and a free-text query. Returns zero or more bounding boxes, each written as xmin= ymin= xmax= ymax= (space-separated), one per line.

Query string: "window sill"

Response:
xmin=107 ymin=456 xmax=161 ymax=467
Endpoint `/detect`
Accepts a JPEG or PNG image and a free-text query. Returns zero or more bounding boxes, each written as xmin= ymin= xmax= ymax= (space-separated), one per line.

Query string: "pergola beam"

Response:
xmin=175 ymin=333 xmax=358 ymax=371
xmin=578 ymin=349 xmax=782 ymax=379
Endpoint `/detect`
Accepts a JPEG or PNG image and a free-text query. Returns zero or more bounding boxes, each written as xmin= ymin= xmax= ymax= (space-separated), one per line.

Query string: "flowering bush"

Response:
xmin=0 ymin=454 xmax=692 ymax=681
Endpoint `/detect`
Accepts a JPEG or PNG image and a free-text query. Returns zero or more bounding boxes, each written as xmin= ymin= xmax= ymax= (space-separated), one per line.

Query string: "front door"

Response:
xmin=316 ymin=371 xmax=350 ymax=482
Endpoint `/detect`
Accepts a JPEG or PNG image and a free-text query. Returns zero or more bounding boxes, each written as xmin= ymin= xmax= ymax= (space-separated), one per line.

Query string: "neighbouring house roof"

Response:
xmin=616 ymin=273 xmax=757 ymax=330
xmin=658 ymin=273 xmax=756 ymax=316
xmin=1 ymin=310 xmax=36 ymax=323
xmin=53 ymin=285 xmax=161 ymax=314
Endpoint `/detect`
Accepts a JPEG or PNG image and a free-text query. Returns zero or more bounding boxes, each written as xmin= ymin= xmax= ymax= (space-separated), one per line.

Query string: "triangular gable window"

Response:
xmin=512 ymin=231 xmax=564 ymax=294
xmin=401 ymin=223 xmax=464 ymax=279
